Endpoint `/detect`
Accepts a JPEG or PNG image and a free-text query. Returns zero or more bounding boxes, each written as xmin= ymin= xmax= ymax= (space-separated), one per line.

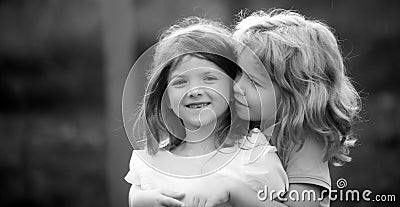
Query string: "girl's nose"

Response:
xmin=187 ymin=88 xmax=204 ymax=97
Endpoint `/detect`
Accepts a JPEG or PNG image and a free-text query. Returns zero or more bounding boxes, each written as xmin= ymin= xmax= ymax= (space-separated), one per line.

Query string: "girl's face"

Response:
xmin=233 ymin=49 xmax=281 ymax=126
xmin=166 ymin=56 xmax=232 ymax=130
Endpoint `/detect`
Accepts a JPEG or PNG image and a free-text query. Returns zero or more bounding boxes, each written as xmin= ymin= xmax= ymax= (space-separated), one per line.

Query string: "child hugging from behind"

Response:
xmin=231 ymin=9 xmax=361 ymax=206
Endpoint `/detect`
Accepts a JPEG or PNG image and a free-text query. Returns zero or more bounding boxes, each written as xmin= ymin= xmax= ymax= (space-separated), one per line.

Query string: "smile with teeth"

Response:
xmin=185 ymin=102 xmax=211 ymax=109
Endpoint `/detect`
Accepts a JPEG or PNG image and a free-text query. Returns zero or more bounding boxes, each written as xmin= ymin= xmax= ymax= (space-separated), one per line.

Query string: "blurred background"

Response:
xmin=1 ymin=0 xmax=399 ymax=206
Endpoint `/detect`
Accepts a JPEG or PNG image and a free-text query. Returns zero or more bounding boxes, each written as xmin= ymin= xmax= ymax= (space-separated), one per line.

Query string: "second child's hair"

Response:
xmin=233 ymin=9 xmax=360 ymax=167
xmin=134 ymin=17 xmax=241 ymax=155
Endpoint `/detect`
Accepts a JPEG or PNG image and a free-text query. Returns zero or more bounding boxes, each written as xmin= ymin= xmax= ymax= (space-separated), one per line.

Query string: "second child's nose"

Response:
xmin=233 ymin=78 xmax=245 ymax=95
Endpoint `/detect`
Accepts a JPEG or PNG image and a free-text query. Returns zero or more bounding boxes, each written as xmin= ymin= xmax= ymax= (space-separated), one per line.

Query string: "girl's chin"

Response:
xmin=182 ymin=119 xmax=217 ymax=130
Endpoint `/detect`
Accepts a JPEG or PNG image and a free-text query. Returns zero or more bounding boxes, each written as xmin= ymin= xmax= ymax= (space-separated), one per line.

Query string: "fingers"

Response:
xmin=192 ymin=196 xmax=200 ymax=207
xmin=160 ymin=189 xmax=185 ymax=199
xmin=204 ymin=199 xmax=218 ymax=207
xmin=198 ymin=198 xmax=206 ymax=207
xmin=191 ymin=196 xmax=209 ymax=207
xmin=204 ymin=196 xmax=228 ymax=207
xmin=204 ymin=200 xmax=215 ymax=207
xmin=160 ymin=195 xmax=186 ymax=207
xmin=204 ymin=202 xmax=214 ymax=207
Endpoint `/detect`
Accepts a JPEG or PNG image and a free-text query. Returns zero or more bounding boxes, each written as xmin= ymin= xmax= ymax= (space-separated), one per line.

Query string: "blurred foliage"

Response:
xmin=0 ymin=112 xmax=107 ymax=207
xmin=0 ymin=0 xmax=103 ymax=113
xmin=0 ymin=0 xmax=400 ymax=206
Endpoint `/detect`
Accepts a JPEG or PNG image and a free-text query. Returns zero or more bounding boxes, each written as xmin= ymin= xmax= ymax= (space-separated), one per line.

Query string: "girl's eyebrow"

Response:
xmin=202 ymin=71 xmax=219 ymax=76
xmin=169 ymin=74 xmax=183 ymax=80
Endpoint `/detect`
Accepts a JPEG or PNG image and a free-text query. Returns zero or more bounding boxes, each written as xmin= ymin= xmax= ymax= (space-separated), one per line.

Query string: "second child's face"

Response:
xmin=234 ymin=49 xmax=281 ymax=126
xmin=167 ymin=56 xmax=231 ymax=130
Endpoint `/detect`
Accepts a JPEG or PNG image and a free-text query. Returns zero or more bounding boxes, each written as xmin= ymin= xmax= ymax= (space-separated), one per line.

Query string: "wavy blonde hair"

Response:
xmin=134 ymin=17 xmax=241 ymax=155
xmin=233 ymin=9 xmax=361 ymax=167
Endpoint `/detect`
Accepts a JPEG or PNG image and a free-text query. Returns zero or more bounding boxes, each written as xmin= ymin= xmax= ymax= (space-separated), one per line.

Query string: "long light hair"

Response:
xmin=233 ymin=9 xmax=361 ymax=167
xmin=134 ymin=17 xmax=241 ymax=155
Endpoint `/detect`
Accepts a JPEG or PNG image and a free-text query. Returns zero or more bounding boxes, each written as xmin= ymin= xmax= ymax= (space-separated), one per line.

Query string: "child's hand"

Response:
xmin=191 ymin=190 xmax=229 ymax=207
xmin=188 ymin=188 xmax=230 ymax=207
xmin=130 ymin=187 xmax=186 ymax=207
xmin=185 ymin=177 xmax=231 ymax=207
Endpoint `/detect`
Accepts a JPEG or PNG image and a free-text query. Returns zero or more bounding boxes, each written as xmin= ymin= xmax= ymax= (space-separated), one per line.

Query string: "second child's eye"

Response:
xmin=250 ymin=78 xmax=263 ymax=87
xmin=246 ymin=74 xmax=263 ymax=88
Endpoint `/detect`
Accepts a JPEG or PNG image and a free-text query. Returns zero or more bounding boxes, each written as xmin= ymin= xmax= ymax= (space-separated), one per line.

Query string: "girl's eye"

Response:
xmin=171 ymin=79 xmax=187 ymax=86
xmin=204 ymin=75 xmax=218 ymax=82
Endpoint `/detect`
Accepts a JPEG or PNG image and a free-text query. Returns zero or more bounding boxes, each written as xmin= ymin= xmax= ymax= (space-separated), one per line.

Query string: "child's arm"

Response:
xmin=283 ymin=137 xmax=331 ymax=207
xmin=281 ymin=183 xmax=323 ymax=207
xmin=128 ymin=185 xmax=186 ymax=207
xmin=188 ymin=176 xmax=285 ymax=207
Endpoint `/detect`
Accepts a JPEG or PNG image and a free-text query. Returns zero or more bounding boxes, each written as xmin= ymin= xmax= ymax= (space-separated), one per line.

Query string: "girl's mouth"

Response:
xmin=185 ymin=102 xmax=211 ymax=109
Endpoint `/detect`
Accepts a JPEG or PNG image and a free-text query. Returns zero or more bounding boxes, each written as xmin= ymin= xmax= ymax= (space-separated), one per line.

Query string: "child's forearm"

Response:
xmin=279 ymin=183 xmax=323 ymax=207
